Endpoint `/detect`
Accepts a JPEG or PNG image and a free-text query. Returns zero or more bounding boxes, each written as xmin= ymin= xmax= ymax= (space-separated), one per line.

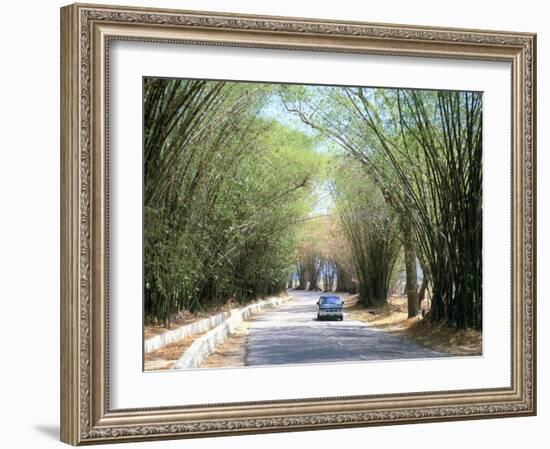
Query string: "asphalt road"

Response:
xmin=244 ymin=290 xmax=445 ymax=367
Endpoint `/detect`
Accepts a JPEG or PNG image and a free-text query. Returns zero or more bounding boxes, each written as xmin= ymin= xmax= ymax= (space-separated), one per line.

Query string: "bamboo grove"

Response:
xmin=282 ymin=86 xmax=483 ymax=330
xmin=144 ymin=78 xmax=483 ymax=331
xmin=143 ymin=78 xmax=318 ymax=325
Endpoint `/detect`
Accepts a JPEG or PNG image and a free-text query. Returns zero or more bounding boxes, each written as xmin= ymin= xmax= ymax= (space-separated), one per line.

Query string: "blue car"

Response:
xmin=317 ymin=295 xmax=344 ymax=321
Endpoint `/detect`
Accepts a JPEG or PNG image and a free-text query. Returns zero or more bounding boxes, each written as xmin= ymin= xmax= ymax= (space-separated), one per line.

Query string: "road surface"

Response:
xmin=245 ymin=290 xmax=445 ymax=366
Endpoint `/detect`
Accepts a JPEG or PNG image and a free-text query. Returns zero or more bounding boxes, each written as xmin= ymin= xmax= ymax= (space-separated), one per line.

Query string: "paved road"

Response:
xmin=245 ymin=290 xmax=445 ymax=367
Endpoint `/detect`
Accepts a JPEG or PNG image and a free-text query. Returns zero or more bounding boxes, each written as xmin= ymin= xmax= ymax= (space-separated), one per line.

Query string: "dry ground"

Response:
xmin=144 ymin=302 xmax=236 ymax=340
xmin=199 ymin=322 xmax=250 ymax=369
xmin=346 ymin=294 xmax=482 ymax=356
xmin=144 ymin=295 xmax=278 ymax=340
xmin=144 ymin=329 xmax=209 ymax=371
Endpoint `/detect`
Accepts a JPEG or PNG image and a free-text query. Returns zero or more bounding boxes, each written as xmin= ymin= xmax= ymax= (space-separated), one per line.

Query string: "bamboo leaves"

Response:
xmin=144 ymin=79 xmax=318 ymax=324
xmin=144 ymin=79 xmax=483 ymax=331
xmin=283 ymin=86 xmax=483 ymax=329
xmin=332 ymin=165 xmax=401 ymax=307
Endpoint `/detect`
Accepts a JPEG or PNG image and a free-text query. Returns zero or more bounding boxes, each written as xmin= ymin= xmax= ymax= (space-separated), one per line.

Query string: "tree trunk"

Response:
xmin=418 ymin=277 xmax=428 ymax=307
xmin=402 ymin=221 xmax=419 ymax=318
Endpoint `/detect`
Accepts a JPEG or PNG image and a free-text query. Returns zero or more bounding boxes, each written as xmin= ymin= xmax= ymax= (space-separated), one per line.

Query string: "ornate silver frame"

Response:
xmin=60 ymin=3 xmax=537 ymax=445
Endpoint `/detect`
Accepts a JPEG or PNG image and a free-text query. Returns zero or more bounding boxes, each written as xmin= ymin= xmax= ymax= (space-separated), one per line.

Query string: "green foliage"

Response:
xmin=144 ymin=79 xmax=318 ymax=324
xmin=331 ymin=159 xmax=401 ymax=306
xmin=282 ymin=85 xmax=483 ymax=329
xmin=144 ymin=79 xmax=482 ymax=332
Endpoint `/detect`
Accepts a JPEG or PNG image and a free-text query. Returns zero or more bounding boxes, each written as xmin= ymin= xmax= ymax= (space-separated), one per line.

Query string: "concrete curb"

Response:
xmin=173 ymin=296 xmax=290 ymax=370
xmin=144 ymin=311 xmax=231 ymax=354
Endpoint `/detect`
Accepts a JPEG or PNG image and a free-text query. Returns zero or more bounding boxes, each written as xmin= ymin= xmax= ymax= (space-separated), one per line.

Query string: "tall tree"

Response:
xmin=402 ymin=219 xmax=419 ymax=317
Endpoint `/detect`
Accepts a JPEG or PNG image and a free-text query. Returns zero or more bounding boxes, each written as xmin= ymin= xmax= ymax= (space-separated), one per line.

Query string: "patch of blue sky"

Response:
xmin=258 ymin=89 xmax=344 ymax=156
xmin=255 ymin=84 xmax=342 ymax=215
xmin=310 ymin=180 xmax=335 ymax=216
xmin=258 ymin=91 xmax=315 ymax=135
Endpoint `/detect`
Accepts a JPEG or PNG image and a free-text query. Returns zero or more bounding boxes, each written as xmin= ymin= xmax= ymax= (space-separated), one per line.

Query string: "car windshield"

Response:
xmin=320 ymin=297 xmax=341 ymax=305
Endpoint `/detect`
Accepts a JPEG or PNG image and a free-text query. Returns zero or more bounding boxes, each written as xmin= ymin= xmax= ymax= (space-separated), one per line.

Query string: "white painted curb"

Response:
xmin=144 ymin=311 xmax=231 ymax=354
xmin=173 ymin=296 xmax=290 ymax=370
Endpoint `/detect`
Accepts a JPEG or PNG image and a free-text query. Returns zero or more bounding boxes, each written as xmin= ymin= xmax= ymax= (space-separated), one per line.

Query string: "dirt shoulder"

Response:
xmin=144 ymin=329 xmax=210 ymax=371
xmin=346 ymin=294 xmax=482 ymax=356
xmin=144 ymin=294 xmax=287 ymax=340
xmin=144 ymin=303 xmax=234 ymax=340
xmin=145 ymin=293 xmax=291 ymax=370
xmin=199 ymin=321 xmax=250 ymax=369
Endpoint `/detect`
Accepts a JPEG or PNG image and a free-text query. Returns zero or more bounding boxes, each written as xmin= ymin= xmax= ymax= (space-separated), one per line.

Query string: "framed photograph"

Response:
xmin=60 ymin=3 xmax=537 ymax=445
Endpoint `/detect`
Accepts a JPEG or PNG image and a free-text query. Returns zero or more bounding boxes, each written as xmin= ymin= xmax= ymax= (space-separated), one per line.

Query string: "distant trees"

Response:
xmin=302 ymin=248 xmax=322 ymax=291
xmin=144 ymin=78 xmax=318 ymax=325
xmin=320 ymin=257 xmax=337 ymax=292
xmin=294 ymin=215 xmax=354 ymax=293
xmin=332 ymin=163 xmax=401 ymax=307
xmin=295 ymin=220 xmax=327 ymax=291
xmin=295 ymin=260 xmax=308 ymax=290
